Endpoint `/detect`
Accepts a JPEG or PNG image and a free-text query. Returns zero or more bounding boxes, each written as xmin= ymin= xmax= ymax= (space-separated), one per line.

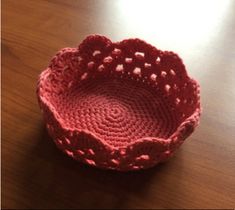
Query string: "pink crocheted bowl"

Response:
xmin=37 ymin=35 xmax=201 ymax=171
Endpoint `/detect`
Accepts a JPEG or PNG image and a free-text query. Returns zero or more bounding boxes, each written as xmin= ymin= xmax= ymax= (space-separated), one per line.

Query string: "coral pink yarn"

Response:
xmin=37 ymin=35 xmax=201 ymax=171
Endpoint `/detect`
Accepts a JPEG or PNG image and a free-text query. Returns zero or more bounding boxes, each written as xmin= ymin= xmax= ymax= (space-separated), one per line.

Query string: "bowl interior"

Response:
xmin=50 ymin=76 xmax=180 ymax=148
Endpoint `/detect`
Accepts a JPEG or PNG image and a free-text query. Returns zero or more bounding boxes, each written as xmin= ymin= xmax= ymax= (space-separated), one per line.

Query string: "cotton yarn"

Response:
xmin=37 ymin=35 xmax=201 ymax=171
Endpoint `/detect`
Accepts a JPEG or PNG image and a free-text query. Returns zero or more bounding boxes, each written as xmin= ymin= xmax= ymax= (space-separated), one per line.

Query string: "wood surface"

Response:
xmin=2 ymin=0 xmax=235 ymax=209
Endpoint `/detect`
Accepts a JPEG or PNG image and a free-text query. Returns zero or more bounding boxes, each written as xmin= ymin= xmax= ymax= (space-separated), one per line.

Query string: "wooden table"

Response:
xmin=2 ymin=0 xmax=235 ymax=209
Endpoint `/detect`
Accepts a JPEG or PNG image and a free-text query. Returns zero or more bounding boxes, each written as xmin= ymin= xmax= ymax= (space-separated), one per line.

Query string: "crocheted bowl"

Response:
xmin=37 ymin=35 xmax=201 ymax=171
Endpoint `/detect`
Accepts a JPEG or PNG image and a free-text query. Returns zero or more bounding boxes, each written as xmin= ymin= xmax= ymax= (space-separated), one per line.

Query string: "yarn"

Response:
xmin=37 ymin=35 xmax=201 ymax=171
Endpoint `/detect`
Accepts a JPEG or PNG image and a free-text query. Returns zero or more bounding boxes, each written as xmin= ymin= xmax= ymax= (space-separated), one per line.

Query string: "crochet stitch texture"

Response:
xmin=37 ymin=35 xmax=201 ymax=171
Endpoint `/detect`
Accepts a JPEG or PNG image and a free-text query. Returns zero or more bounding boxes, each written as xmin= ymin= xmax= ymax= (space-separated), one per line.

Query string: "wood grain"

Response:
xmin=2 ymin=0 xmax=235 ymax=209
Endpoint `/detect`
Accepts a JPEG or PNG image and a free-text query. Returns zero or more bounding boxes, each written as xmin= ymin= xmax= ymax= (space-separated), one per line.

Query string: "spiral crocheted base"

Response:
xmin=37 ymin=35 xmax=201 ymax=171
xmin=54 ymin=77 xmax=178 ymax=148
